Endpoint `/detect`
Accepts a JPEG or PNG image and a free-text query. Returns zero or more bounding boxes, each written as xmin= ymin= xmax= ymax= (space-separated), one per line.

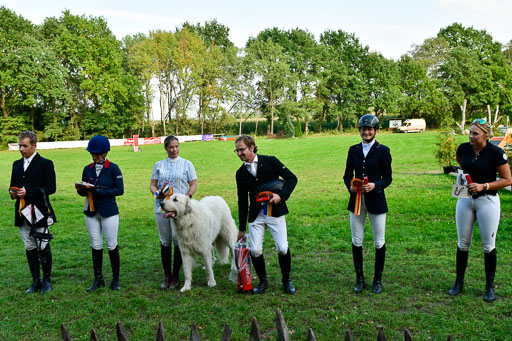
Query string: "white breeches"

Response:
xmin=85 ymin=214 xmax=119 ymax=251
xmin=248 ymin=209 xmax=288 ymax=257
xmin=456 ymin=195 xmax=500 ymax=253
xmin=350 ymin=198 xmax=386 ymax=248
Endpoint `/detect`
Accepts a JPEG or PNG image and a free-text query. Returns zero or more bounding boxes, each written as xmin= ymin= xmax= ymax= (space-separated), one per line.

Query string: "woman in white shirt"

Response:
xmin=150 ymin=135 xmax=197 ymax=289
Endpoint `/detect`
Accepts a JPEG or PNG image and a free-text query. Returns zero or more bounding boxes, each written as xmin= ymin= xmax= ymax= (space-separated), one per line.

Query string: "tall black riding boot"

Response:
xmin=160 ymin=244 xmax=173 ymax=289
xmin=278 ymin=249 xmax=295 ymax=294
xmin=352 ymin=244 xmax=366 ymax=293
xmin=87 ymin=248 xmax=105 ymax=292
xmin=372 ymin=244 xmax=386 ymax=294
xmin=483 ymin=249 xmax=497 ymax=302
xmin=25 ymin=248 xmax=42 ymax=294
xmin=109 ymin=246 xmax=121 ymax=291
xmin=40 ymin=244 xmax=53 ymax=294
xmin=251 ymin=254 xmax=268 ymax=294
xmin=169 ymin=244 xmax=182 ymax=289
xmin=448 ymin=247 xmax=468 ymax=296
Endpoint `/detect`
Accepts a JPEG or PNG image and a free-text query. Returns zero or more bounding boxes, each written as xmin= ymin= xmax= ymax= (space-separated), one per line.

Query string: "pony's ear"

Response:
xmin=185 ymin=196 xmax=192 ymax=214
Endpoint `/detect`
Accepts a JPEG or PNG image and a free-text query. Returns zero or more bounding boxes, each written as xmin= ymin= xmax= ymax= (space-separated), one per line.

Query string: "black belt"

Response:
xmin=472 ymin=192 xmax=497 ymax=199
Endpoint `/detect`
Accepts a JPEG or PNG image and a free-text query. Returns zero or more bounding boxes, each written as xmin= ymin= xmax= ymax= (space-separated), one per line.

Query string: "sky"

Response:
xmin=1 ymin=0 xmax=511 ymax=60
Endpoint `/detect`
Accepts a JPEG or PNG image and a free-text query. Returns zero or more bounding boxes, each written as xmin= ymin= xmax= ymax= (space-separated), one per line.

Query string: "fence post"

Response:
xmin=61 ymin=323 xmax=71 ymax=341
xmin=275 ymin=309 xmax=290 ymax=341
xmin=190 ymin=323 xmax=200 ymax=341
xmin=156 ymin=320 xmax=165 ymax=341
xmin=307 ymin=328 xmax=317 ymax=341
xmin=249 ymin=317 xmax=262 ymax=341
xmin=221 ymin=323 xmax=232 ymax=341
xmin=404 ymin=328 xmax=413 ymax=341
xmin=91 ymin=328 xmax=99 ymax=341
xmin=377 ymin=326 xmax=386 ymax=340
xmin=117 ymin=322 xmax=129 ymax=341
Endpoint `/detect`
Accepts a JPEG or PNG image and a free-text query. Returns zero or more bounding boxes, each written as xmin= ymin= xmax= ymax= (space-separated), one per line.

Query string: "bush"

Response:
xmin=284 ymin=118 xmax=295 ymax=138
xmin=434 ymin=128 xmax=458 ymax=167
xmin=295 ymin=118 xmax=303 ymax=137
xmin=0 ymin=116 xmax=27 ymax=149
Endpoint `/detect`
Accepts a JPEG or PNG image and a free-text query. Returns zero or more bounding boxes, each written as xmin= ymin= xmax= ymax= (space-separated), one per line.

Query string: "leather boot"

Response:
xmin=40 ymin=244 xmax=53 ymax=294
xmin=278 ymin=249 xmax=295 ymax=294
xmin=160 ymin=244 xmax=173 ymax=289
xmin=483 ymin=249 xmax=497 ymax=302
xmin=25 ymin=248 xmax=42 ymax=294
xmin=109 ymin=246 xmax=121 ymax=291
xmin=352 ymin=244 xmax=366 ymax=293
xmin=372 ymin=244 xmax=385 ymax=294
xmin=448 ymin=247 xmax=468 ymax=296
xmin=169 ymin=244 xmax=182 ymax=289
xmin=87 ymin=248 xmax=105 ymax=292
xmin=251 ymin=254 xmax=268 ymax=294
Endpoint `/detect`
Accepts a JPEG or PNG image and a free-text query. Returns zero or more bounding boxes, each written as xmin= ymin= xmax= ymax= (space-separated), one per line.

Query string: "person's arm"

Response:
xmin=76 ymin=167 xmax=88 ymax=197
xmin=150 ymin=179 xmax=159 ymax=195
xmin=370 ymin=147 xmax=392 ymax=193
xmin=9 ymin=164 xmax=18 ymax=200
xmin=469 ymin=163 xmax=512 ymax=193
xmin=343 ymin=147 xmax=357 ymax=193
xmin=96 ymin=165 xmax=124 ymax=198
xmin=270 ymin=156 xmax=297 ymax=203
xmin=187 ymin=179 xmax=197 ymax=198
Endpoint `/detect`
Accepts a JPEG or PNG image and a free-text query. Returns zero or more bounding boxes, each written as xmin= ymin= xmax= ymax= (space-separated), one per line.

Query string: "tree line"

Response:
xmin=1 ymin=6 xmax=512 ymax=145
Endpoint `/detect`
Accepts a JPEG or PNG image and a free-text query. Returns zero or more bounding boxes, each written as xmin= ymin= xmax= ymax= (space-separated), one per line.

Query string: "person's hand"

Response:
xmin=361 ymin=182 xmax=376 ymax=193
xmin=237 ymin=231 xmax=246 ymax=241
xmin=349 ymin=186 xmax=358 ymax=193
xmin=9 ymin=190 xmax=17 ymax=199
xmin=269 ymin=193 xmax=281 ymax=204
xmin=467 ymin=183 xmax=482 ymax=194
xmin=16 ymin=187 xmax=26 ymax=198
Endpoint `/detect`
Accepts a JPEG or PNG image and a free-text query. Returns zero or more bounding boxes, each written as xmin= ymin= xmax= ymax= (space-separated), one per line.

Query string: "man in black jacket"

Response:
xmin=235 ymin=135 xmax=298 ymax=294
xmin=9 ymin=131 xmax=56 ymax=294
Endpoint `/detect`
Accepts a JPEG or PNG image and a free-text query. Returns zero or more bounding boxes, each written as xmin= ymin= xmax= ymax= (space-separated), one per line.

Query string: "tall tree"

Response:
xmin=246 ymin=38 xmax=292 ymax=135
xmin=41 ymin=11 xmax=144 ymax=138
xmin=124 ymin=33 xmax=156 ymax=136
xmin=319 ymin=29 xmax=369 ymax=130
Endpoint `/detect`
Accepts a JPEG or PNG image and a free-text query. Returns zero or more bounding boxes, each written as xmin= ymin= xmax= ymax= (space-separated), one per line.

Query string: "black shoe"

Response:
xmin=354 ymin=277 xmax=366 ymax=293
xmin=372 ymin=279 xmax=383 ymax=294
xmin=448 ymin=281 xmax=464 ymax=296
xmin=252 ymin=280 xmax=268 ymax=294
xmin=111 ymin=278 xmax=121 ymax=291
xmin=484 ymin=284 xmax=495 ymax=302
xmin=283 ymin=279 xmax=295 ymax=294
xmin=25 ymin=278 xmax=42 ymax=294
xmin=40 ymin=279 xmax=52 ymax=294
xmin=87 ymin=278 xmax=105 ymax=292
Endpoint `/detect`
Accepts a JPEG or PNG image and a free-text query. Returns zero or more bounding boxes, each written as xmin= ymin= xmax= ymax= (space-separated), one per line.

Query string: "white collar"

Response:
xmin=245 ymin=154 xmax=258 ymax=166
xmin=24 ymin=152 xmax=37 ymax=163
xmin=362 ymin=140 xmax=376 ymax=149
xmin=167 ymin=156 xmax=180 ymax=163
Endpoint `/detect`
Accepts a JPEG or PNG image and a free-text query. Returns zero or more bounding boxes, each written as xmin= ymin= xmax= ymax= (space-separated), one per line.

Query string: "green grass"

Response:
xmin=1 ymin=131 xmax=511 ymax=340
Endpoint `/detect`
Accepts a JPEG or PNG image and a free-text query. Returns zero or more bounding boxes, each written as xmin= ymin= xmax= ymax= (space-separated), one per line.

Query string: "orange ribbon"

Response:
xmin=87 ymin=191 xmax=95 ymax=212
xmin=350 ymin=178 xmax=363 ymax=216
xmin=10 ymin=187 xmax=25 ymax=216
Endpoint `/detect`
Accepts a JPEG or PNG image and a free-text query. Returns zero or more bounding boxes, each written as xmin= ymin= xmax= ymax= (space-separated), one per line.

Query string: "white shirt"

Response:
xmin=245 ymin=154 xmax=258 ymax=177
xmin=151 ymin=156 xmax=197 ymax=210
xmin=362 ymin=140 xmax=375 ymax=158
xmin=24 ymin=152 xmax=37 ymax=172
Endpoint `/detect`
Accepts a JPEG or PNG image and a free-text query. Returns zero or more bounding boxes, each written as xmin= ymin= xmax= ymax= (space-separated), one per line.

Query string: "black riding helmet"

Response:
xmin=358 ymin=114 xmax=379 ymax=130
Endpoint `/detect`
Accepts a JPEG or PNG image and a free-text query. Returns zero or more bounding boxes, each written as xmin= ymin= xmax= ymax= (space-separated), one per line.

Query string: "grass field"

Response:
xmin=1 ymin=132 xmax=511 ymax=340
